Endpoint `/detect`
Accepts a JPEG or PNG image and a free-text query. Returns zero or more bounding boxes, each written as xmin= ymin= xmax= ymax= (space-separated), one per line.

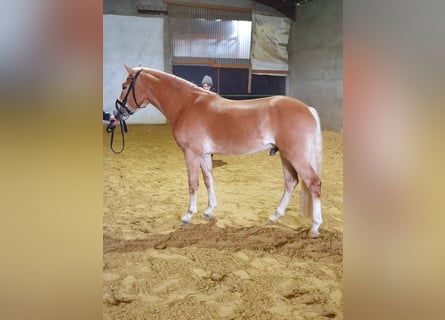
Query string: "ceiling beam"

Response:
xmin=254 ymin=0 xmax=296 ymax=20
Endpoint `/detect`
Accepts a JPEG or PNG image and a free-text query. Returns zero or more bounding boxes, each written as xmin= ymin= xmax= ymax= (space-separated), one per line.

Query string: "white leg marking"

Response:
xmin=182 ymin=151 xmax=200 ymax=224
xmin=181 ymin=191 xmax=197 ymax=224
xmin=269 ymin=191 xmax=291 ymax=223
xmin=200 ymin=155 xmax=217 ymax=220
xmin=270 ymin=156 xmax=298 ymax=223
xmin=309 ymin=196 xmax=322 ymax=238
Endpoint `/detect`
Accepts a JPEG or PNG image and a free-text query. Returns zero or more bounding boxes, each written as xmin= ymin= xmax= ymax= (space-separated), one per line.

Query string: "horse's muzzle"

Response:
xmin=114 ymin=99 xmax=134 ymax=121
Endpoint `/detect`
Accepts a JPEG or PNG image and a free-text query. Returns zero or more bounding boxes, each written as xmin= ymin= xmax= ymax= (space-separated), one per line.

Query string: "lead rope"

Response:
xmin=106 ymin=120 xmax=128 ymax=154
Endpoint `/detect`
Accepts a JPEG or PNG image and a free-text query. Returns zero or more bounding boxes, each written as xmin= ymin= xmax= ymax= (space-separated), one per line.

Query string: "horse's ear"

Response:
xmin=124 ymin=64 xmax=135 ymax=76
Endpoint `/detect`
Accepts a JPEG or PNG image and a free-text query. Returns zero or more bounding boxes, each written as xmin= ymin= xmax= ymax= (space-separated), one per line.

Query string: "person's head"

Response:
xmin=201 ymin=75 xmax=213 ymax=91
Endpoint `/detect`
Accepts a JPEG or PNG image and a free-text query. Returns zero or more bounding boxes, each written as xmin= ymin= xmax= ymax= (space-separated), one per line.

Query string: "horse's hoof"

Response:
xmin=181 ymin=213 xmax=193 ymax=224
xmin=268 ymin=214 xmax=281 ymax=223
xmin=309 ymin=229 xmax=320 ymax=239
xmin=203 ymin=213 xmax=213 ymax=220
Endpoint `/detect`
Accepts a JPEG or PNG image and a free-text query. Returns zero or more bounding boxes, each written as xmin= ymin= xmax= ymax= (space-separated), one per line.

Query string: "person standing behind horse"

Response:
xmin=201 ymin=75 xmax=214 ymax=92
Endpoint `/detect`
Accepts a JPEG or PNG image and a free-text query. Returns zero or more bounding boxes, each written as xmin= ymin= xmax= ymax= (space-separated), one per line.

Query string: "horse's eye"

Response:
xmin=122 ymin=86 xmax=127 ymax=90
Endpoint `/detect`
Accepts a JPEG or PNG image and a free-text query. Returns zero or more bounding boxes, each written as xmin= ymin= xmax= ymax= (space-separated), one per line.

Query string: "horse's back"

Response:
xmin=193 ymin=95 xmax=316 ymax=135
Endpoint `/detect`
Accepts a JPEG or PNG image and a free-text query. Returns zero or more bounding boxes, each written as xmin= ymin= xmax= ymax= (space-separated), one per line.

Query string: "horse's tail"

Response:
xmin=300 ymin=106 xmax=323 ymax=219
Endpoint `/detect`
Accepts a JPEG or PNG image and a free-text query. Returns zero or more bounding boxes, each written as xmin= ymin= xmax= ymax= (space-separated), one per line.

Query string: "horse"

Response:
xmin=113 ymin=65 xmax=323 ymax=238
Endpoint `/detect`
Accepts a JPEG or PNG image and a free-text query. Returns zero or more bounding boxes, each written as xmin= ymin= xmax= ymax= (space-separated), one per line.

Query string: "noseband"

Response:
xmin=114 ymin=68 xmax=144 ymax=121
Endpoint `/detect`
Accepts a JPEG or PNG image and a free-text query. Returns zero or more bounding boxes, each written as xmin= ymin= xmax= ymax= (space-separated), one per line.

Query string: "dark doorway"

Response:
xmin=172 ymin=65 xmax=285 ymax=99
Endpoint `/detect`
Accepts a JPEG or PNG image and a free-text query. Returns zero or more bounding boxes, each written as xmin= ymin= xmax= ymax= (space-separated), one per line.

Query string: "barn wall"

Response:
xmin=103 ymin=0 xmax=343 ymax=130
xmin=288 ymin=0 xmax=343 ymax=131
xmin=103 ymin=15 xmax=166 ymax=124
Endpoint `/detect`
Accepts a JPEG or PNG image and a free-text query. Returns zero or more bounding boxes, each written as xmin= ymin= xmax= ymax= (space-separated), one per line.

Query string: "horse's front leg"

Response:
xmin=181 ymin=150 xmax=201 ymax=224
xmin=200 ymin=154 xmax=217 ymax=219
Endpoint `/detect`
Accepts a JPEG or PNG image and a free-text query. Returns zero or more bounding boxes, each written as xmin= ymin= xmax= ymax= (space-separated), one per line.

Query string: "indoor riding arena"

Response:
xmin=103 ymin=0 xmax=343 ymax=319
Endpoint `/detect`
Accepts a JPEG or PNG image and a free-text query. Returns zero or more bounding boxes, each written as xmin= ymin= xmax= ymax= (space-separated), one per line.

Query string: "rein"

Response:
xmin=106 ymin=69 xmax=144 ymax=154
xmin=106 ymin=120 xmax=128 ymax=154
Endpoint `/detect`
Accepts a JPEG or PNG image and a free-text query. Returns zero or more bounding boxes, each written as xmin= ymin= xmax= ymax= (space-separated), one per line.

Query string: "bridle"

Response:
xmin=106 ymin=68 xmax=144 ymax=154
xmin=114 ymin=68 xmax=144 ymax=121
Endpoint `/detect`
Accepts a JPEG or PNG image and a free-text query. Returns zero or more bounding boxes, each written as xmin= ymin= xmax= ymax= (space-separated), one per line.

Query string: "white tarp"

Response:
xmin=250 ymin=13 xmax=290 ymax=72
xmin=103 ymin=15 xmax=166 ymax=124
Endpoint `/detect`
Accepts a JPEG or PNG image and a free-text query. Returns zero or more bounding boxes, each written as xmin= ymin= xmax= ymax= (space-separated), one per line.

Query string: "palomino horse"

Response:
xmin=114 ymin=65 xmax=323 ymax=238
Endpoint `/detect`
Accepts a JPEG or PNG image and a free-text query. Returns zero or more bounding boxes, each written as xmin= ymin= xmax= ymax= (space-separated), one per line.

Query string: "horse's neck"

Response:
xmin=142 ymin=70 xmax=195 ymax=124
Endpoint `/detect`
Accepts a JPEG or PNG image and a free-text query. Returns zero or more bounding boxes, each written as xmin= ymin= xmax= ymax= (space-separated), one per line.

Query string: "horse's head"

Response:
xmin=114 ymin=64 xmax=149 ymax=121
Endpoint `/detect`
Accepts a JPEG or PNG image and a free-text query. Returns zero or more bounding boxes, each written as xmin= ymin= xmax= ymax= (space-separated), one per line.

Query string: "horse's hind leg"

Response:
xmin=181 ymin=151 xmax=201 ymax=224
xmin=270 ymin=153 xmax=322 ymax=238
xmin=269 ymin=154 xmax=299 ymax=223
xmin=295 ymin=161 xmax=322 ymax=238
xmin=200 ymin=154 xmax=217 ymax=219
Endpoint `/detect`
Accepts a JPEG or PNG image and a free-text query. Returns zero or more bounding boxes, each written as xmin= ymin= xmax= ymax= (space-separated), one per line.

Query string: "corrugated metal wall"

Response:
xmin=169 ymin=5 xmax=251 ymax=66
